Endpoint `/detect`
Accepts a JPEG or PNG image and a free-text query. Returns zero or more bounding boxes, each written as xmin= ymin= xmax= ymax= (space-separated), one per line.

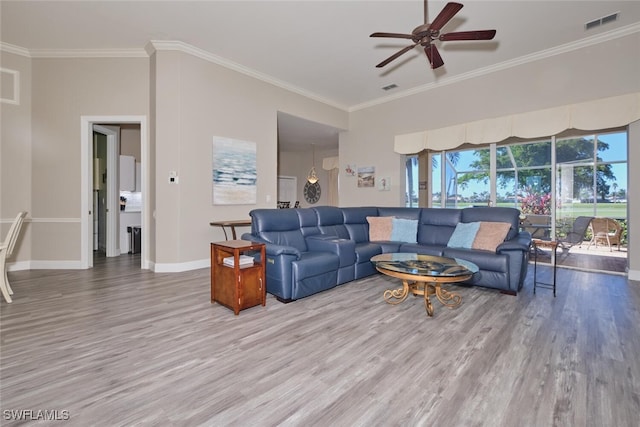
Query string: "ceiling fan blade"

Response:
xmin=424 ymin=44 xmax=444 ymax=69
xmin=376 ymin=44 xmax=418 ymax=68
xmin=370 ymin=32 xmax=415 ymax=39
xmin=429 ymin=2 xmax=463 ymax=32
xmin=439 ymin=29 xmax=497 ymax=41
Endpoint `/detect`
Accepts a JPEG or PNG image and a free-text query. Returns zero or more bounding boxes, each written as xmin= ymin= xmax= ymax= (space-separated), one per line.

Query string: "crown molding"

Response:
xmin=349 ymin=22 xmax=640 ymax=112
xmin=28 ymin=48 xmax=148 ymax=58
xmin=0 ymin=42 xmax=147 ymax=58
xmin=4 ymin=20 xmax=638 ymax=112
xmin=147 ymin=40 xmax=348 ymax=112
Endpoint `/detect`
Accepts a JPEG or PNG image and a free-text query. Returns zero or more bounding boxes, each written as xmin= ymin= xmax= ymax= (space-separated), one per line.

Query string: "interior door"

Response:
xmin=93 ymin=124 xmax=120 ymax=257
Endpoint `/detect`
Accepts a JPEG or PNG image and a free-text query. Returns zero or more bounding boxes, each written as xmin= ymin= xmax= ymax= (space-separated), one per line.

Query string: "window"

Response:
xmin=429 ymin=130 xmax=628 ymax=241
xmin=556 ymin=132 xmax=627 ymax=238
xmin=405 ymin=155 xmax=419 ymax=207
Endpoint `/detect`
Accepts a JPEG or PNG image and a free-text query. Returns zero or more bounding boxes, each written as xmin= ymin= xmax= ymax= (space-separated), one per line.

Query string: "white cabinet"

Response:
xmin=119 ymin=155 xmax=135 ymax=191
xmin=120 ymin=212 xmax=141 ymax=254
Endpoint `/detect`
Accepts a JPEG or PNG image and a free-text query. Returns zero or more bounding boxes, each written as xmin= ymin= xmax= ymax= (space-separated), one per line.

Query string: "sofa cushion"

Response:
xmin=343 ymin=207 xmax=380 ymax=243
xmin=250 ymin=209 xmax=308 ymax=252
xmin=354 ymin=242 xmax=383 ymax=262
xmin=377 ymin=207 xmax=421 ymax=220
xmin=417 ymin=208 xmax=463 ymax=246
xmin=461 ymin=207 xmax=520 ymax=240
xmin=367 ymin=216 xmax=393 ymax=241
xmin=447 ymin=221 xmax=481 ymax=248
xmin=313 ymin=206 xmax=350 ymax=239
xmin=472 ymin=221 xmax=511 ymax=251
xmin=391 ymin=218 xmax=418 ymax=243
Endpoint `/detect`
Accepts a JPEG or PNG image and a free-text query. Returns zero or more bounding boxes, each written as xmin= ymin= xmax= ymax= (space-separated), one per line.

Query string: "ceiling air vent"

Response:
xmin=585 ymin=12 xmax=619 ymax=30
xmin=382 ymin=83 xmax=398 ymax=91
xmin=601 ymin=12 xmax=619 ymax=25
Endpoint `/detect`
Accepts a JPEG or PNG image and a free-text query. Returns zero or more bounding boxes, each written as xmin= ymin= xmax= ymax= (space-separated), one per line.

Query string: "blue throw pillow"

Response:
xmin=447 ymin=222 xmax=481 ymax=248
xmin=391 ymin=218 xmax=418 ymax=243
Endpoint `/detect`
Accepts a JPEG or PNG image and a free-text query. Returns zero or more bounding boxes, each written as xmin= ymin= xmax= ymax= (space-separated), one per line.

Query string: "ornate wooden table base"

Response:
xmin=381 ymin=271 xmax=468 ymax=317
xmin=371 ymin=254 xmax=477 ymax=318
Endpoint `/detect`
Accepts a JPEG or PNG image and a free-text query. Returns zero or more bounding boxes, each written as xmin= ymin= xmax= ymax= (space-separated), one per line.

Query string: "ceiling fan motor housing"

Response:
xmin=371 ymin=1 xmax=496 ymax=70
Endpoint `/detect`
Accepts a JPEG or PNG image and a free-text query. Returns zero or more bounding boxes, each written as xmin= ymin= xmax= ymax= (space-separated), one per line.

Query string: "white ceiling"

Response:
xmin=3 ymin=1 xmax=639 ymax=150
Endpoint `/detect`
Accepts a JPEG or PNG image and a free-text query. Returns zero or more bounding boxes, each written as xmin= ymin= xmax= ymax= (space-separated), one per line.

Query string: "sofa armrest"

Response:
xmin=241 ymin=233 xmax=302 ymax=258
xmin=496 ymin=231 xmax=532 ymax=253
xmin=306 ymin=235 xmax=353 ymax=253
xmin=306 ymin=235 xmax=356 ymax=266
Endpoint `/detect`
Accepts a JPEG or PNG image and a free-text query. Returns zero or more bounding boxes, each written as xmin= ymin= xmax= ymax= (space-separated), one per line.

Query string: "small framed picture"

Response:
xmin=357 ymin=166 xmax=375 ymax=188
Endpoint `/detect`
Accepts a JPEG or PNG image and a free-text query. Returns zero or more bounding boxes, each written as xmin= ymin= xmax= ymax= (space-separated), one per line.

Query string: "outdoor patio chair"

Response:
xmin=557 ymin=216 xmax=593 ymax=253
xmin=588 ymin=217 xmax=623 ymax=251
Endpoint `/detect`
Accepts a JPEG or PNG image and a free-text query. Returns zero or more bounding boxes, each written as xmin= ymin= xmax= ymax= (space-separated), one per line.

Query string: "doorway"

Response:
xmin=92 ymin=124 xmax=119 ymax=258
xmin=277 ymin=176 xmax=297 ymax=207
xmin=81 ymin=116 xmax=148 ymax=270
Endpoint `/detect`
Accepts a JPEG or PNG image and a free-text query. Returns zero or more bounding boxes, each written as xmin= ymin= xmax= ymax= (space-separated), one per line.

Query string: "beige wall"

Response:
xmin=279 ymin=147 xmax=338 ymax=208
xmin=151 ymin=49 xmax=348 ymax=267
xmin=120 ymin=124 xmax=141 ymax=160
xmin=340 ymin=31 xmax=640 ymax=277
xmin=341 ymin=32 xmax=640 ymax=206
xmin=1 ymin=51 xmax=32 ymax=264
xmin=29 ymin=56 xmax=149 ymax=263
xmin=2 ymin=30 xmax=638 ymax=276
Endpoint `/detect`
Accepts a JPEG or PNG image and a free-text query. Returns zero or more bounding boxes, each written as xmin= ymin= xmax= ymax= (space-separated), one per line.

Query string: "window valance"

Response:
xmin=322 ymin=156 xmax=339 ymax=170
xmin=394 ymin=92 xmax=640 ymax=154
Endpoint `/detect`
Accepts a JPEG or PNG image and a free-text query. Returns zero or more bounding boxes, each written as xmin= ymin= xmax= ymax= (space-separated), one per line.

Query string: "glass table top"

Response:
xmin=370 ymin=253 xmax=478 ymax=277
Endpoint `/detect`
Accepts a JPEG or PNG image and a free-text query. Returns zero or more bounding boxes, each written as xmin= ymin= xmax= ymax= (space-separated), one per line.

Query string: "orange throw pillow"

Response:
xmin=367 ymin=216 xmax=393 ymax=241
xmin=472 ymin=222 xmax=512 ymax=251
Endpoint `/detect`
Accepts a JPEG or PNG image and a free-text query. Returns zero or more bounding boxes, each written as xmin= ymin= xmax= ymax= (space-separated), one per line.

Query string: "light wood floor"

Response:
xmin=1 ymin=255 xmax=639 ymax=426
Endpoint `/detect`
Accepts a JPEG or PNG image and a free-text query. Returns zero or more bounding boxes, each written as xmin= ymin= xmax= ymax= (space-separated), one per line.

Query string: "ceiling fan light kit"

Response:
xmin=370 ymin=1 xmax=496 ymax=70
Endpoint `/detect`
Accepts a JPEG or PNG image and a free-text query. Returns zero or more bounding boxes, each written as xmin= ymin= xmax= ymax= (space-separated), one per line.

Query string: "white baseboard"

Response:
xmin=152 ymin=258 xmax=209 ymax=273
xmin=9 ymin=259 xmax=209 ymax=273
xmin=628 ymin=269 xmax=640 ymax=281
xmin=7 ymin=261 xmax=31 ymax=271
xmin=9 ymin=260 xmax=85 ymax=270
xmin=30 ymin=260 xmax=85 ymax=269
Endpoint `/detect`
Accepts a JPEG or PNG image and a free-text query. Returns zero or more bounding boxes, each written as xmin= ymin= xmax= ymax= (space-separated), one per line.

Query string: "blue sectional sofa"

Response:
xmin=242 ymin=206 xmax=532 ymax=302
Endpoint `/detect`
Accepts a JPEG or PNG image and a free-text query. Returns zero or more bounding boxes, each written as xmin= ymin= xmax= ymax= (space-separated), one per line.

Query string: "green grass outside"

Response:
xmin=458 ymin=202 xmax=629 ymax=220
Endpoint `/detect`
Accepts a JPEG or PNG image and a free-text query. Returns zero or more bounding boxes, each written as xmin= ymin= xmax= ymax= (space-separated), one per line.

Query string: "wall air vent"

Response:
xmin=585 ymin=12 xmax=619 ymax=30
xmin=382 ymin=84 xmax=398 ymax=91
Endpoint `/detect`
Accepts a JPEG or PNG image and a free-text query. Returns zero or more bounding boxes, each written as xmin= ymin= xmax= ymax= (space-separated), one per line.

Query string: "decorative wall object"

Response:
xmin=378 ymin=177 xmax=390 ymax=191
xmin=304 ymin=181 xmax=321 ymax=204
xmin=357 ymin=166 xmax=375 ymax=188
xmin=212 ymin=136 xmax=257 ymax=205
xmin=345 ymin=164 xmax=356 ymax=177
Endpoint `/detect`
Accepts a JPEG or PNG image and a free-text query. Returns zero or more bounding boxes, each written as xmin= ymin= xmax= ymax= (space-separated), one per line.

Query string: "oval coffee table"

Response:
xmin=371 ymin=253 xmax=478 ymax=317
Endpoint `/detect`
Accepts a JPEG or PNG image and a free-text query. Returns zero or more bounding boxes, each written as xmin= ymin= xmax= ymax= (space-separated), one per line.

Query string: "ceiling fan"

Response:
xmin=370 ymin=1 xmax=496 ymax=69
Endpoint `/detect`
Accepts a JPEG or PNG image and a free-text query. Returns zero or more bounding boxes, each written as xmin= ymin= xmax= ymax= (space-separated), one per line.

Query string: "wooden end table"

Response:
xmin=210 ymin=240 xmax=266 ymax=315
